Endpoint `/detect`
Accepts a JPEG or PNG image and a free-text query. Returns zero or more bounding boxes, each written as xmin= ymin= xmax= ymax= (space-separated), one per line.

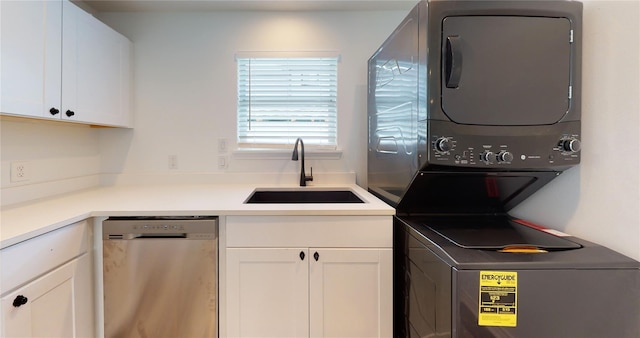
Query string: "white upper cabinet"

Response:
xmin=0 ymin=1 xmax=62 ymax=118
xmin=0 ymin=0 xmax=132 ymax=127
xmin=61 ymin=0 xmax=131 ymax=127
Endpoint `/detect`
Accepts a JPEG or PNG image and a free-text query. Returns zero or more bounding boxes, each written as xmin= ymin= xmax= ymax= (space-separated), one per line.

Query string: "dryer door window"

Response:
xmin=441 ymin=16 xmax=572 ymax=126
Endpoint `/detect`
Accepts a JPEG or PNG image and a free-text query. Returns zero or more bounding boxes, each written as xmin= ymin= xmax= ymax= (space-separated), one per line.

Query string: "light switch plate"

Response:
xmin=218 ymin=156 xmax=228 ymax=169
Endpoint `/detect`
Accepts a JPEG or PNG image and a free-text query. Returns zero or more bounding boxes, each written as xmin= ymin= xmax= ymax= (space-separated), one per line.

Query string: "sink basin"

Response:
xmin=245 ymin=189 xmax=365 ymax=204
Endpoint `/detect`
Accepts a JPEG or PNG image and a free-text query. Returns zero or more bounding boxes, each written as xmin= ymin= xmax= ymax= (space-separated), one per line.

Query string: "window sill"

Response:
xmin=232 ymin=148 xmax=343 ymax=160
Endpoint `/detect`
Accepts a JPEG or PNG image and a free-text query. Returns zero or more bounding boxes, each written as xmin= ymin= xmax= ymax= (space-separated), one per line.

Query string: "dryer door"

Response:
xmin=441 ymin=16 xmax=572 ymax=126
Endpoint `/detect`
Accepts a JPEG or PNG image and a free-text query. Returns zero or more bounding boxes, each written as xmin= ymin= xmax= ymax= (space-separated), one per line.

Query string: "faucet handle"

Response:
xmin=306 ymin=167 xmax=314 ymax=182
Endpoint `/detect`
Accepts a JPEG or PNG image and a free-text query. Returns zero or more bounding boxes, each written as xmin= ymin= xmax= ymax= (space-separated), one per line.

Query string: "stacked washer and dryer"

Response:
xmin=367 ymin=1 xmax=639 ymax=337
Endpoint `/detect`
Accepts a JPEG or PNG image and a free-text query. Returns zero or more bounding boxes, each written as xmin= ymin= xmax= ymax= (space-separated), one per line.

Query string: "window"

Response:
xmin=236 ymin=55 xmax=338 ymax=149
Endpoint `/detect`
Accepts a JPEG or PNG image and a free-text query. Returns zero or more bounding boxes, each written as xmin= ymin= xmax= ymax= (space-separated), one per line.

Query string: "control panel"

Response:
xmin=428 ymin=130 xmax=581 ymax=169
xmin=103 ymin=216 xmax=218 ymax=240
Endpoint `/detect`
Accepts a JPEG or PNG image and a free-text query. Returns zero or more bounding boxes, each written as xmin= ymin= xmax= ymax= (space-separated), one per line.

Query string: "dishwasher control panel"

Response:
xmin=103 ymin=216 xmax=218 ymax=240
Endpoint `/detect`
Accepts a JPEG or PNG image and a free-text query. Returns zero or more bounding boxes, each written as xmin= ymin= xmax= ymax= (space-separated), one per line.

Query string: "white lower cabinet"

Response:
xmin=0 ymin=221 xmax=93 ymax=338
xmin=225 ymin=215 xmax=393 ymax=338
xmin=227 ymin=248 xmax=310 ymax=338
xmin=309 ymin=248 xmax=392 ymax=338
xmin=0 ymin=254 xmax=92 ymax=337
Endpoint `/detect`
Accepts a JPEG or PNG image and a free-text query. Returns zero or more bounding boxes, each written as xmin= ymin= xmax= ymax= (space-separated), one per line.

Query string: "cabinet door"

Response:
xmin=309 ymin=249 xmax=393 ymax=338
xmin=62 ymin=0 xmax=131 ymax=127
xmin=226 ymin=248 xmax=309 ymax=338
xmin=1 ymin=253 xmax=93 ymax=338
xmin=0 ymin=0 xmax=62 ymax=118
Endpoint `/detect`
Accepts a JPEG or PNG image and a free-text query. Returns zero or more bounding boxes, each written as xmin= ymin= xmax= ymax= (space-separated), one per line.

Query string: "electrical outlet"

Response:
xmin=168 ymin=155 xmax=178 ymax=170
xmin=10 ymin=161 xmax=30 ymax=182
xmin=218 ymin=138 xmax=227 ymax=153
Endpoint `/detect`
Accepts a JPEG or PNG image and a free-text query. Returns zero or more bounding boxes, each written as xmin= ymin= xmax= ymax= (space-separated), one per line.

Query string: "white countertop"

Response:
xmin=0 ymin=183 xmax=395 ymax=249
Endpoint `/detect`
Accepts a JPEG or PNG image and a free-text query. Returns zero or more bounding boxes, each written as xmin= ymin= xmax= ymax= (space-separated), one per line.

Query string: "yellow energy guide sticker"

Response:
xmin=478 ymin=271 xmax=517 ymax=327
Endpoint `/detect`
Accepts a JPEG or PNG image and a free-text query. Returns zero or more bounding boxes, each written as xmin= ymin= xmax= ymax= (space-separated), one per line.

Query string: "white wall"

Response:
xmin=0 ymin=119 xmax=102 ymax=205
xmin=98 ymin=10 xmax=409 ymax=185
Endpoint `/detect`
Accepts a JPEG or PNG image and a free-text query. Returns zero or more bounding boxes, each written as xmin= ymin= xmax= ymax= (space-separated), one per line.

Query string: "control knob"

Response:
xmin=434 ymin=137 xmax=452 ymax=153
xmin=496 ymin=151 xmax=514 ymax=163
xmin=561 ymin=138 xmax=581 ymax=153
xmin=480 ymin=151 xmax=494 ymax=164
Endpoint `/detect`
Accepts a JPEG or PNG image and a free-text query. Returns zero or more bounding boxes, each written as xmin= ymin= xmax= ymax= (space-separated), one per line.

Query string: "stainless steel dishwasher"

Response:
xmin=102 ymin=216 xmax=217 ymax=338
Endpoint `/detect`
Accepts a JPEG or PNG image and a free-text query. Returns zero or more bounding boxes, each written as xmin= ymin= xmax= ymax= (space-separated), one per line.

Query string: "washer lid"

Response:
xmin=424 ymin=215 xmax=581 ymax=251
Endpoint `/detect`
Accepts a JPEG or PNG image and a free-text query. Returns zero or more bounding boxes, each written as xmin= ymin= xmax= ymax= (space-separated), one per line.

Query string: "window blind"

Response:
xmin=237 ymin=57 xmax=338 ymax=148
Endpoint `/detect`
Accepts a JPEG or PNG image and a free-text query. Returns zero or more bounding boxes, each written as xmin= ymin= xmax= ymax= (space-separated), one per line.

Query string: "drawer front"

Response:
xmin=226 ymin=215 xmax=392 ymax=248
xmin=0 ymin=220 xmax=89 ymax=294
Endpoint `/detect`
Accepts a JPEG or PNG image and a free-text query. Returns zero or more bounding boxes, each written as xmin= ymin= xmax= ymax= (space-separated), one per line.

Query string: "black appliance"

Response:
xmin=366 ymin=0 xmax=640 ymax=337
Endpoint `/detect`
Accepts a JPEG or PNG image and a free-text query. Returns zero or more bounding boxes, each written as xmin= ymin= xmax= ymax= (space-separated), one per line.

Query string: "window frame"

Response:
xmin=235 ymin=51 xmax=340 ymax=151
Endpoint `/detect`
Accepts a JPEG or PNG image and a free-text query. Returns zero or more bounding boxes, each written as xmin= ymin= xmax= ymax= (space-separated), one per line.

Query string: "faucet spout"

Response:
xmin=292 ymin=138 xmax=313 ymax=186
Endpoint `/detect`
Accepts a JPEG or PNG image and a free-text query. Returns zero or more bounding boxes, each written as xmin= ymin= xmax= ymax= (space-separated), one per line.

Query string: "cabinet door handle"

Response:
xmin=12 ymin=295 xmax=28 ymax=307
xmin=49 ymin=107 xmax=60 ymax=115
xmin=65 ymin=110 xmax=75 ymax=117
xmin=299 ymin=251 xmax=305 ymax=260
xmin=313 ymin=252 xmax=319 ymax=261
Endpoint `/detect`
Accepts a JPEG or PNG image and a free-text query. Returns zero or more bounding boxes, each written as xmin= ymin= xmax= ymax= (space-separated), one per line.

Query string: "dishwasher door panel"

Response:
xmin=103 ymin=238 xmax=217 ymax=338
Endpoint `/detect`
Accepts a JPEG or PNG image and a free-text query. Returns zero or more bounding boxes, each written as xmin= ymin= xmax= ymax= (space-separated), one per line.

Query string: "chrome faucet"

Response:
xmin=292 ymin=138 xmax=313 ymax=186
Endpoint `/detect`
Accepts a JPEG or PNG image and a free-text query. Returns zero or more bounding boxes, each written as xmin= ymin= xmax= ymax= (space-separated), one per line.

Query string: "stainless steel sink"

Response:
xmin=245 ymin=189 xmax=365 ymax=204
